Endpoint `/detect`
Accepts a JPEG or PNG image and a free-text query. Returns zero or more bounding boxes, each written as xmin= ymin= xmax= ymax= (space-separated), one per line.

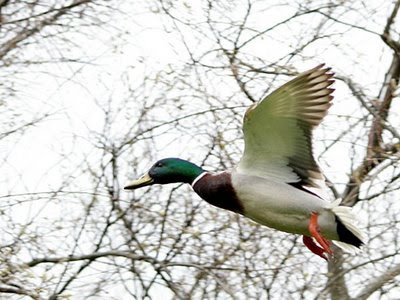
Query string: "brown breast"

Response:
xmin=192 ymin=172 xmax=243 ymax=214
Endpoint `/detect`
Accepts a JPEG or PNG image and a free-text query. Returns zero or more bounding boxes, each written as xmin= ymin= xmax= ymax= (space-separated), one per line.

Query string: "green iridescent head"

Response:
xmin=124 ymin=158 xmax=204 ymax=190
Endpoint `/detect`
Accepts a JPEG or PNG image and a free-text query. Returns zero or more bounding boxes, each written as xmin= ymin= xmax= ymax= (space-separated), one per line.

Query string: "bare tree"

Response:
xmin=1 ymin=0 xmax=400 ymax=299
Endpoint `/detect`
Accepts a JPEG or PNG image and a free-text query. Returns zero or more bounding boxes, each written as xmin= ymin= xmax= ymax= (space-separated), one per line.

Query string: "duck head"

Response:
xmin=124 ymin=158 xmax=204 ymax=190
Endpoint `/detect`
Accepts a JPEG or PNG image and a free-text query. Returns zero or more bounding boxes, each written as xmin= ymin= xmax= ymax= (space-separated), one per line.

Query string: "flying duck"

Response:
xmin=125 ymin=64 xmax=364 ymax=260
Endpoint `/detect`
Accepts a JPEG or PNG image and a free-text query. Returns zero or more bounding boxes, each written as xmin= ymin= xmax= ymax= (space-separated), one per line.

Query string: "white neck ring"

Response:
xmin=191 ymin=172 xmax=208 ymax=188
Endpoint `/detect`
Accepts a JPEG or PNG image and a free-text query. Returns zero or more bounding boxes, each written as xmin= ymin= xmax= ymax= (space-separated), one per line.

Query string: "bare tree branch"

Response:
xmin=356 ymin=263 xmax=400 ymax=300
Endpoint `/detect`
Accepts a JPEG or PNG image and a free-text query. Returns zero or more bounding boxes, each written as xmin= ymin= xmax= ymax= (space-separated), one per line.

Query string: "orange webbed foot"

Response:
xmin=303 ymin=235 xmax=328 ymax=260
xmin=303 ymin=212 xmax=333 ymax=260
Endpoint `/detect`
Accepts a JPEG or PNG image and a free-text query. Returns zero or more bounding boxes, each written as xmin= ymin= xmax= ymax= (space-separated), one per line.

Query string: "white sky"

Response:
xmin=1 ymin=1 xmax=399 ymax=298
xmin=3 ymin=3 xmax=393 ymax=194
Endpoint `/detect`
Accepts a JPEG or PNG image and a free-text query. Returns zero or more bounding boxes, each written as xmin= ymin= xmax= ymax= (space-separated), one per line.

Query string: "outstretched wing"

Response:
xmin=236 ymin=64 xmax=334 ymax=188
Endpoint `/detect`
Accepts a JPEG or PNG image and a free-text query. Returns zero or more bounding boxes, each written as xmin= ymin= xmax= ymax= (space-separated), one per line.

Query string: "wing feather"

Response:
xmin=237 ymin=64 xmax=334 ymax=188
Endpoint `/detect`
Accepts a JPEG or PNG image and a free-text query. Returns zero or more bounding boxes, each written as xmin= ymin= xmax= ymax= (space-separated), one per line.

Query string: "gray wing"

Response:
xmin=237 ymin=64 xmax=334 ymax=188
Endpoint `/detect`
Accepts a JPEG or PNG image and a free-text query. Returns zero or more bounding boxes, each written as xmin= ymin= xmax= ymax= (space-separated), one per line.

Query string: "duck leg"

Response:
xmin=302 ymin=236 xmax=327 ymax=260
xmin=303 ymin=212 xmax=333 ymax=260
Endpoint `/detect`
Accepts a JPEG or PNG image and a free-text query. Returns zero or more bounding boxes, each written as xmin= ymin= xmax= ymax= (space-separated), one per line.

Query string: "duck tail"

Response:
xmin=329 ymin=199 xmax=365 ymax=253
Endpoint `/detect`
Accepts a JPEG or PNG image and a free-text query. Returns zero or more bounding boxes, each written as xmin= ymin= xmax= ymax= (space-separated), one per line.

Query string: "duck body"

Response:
xmin=125 ymin=65 xmax=365 ymax=260
xmin=192 ymin=171 xmax=338 ymax=240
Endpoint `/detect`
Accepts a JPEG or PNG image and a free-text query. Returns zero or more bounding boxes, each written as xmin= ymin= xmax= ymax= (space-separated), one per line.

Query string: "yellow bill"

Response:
xmin=124 ymin=173 xmax=154 ymax=190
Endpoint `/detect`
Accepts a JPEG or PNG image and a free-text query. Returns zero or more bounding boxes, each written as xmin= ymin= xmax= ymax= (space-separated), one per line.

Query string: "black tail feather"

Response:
xmin=335 ymin=216 xmax=363 ymax=248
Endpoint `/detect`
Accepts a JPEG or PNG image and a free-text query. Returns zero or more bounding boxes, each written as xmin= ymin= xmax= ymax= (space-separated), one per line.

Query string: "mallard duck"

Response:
xmin=125 ymin=64 xmax=364 ymax=260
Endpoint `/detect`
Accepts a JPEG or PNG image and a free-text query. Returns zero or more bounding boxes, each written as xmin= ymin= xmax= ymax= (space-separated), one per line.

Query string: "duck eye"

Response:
xmin=155 ymin=162 xmax=163 ymax=168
